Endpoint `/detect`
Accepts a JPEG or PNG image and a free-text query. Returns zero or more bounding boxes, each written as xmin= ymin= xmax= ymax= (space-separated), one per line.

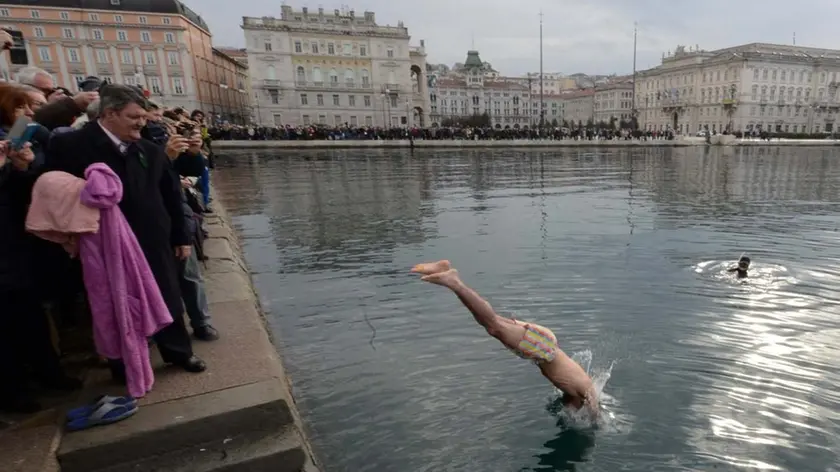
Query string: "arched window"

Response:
xmin=344 ymin=69 xmax=354 ymax=86
xmin=361 ymin=69 xmax=370 ymax=86
xmin=266 ymin=65 xmax=277 ymax=80
xmin=701 ymin=89 xmax=706 ymax=103
xmin=312 ymin=67 xmax=322 ymax=84
xmin=788 ymin=87 xmax=794 ymax=100
xmin=329 ymin=69 xmax=338 ymax=84
xmin=294 ymin=66 xmax=304 ymax=83
xmin=761 ymin=85 xmax=767 ymax=97
xmin=751 ymin=85 xmax=758 ymax=100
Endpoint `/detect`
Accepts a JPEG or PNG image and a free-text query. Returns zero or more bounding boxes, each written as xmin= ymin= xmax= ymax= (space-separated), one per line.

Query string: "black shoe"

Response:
xmin=193 ymin=325 xmax=219 ymax=342
xmin=173 ymin=355 xmax=207 ymax=373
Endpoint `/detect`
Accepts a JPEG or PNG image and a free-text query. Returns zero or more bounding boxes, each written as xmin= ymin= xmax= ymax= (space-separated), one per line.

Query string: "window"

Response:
xmin=753 ymin=68 xmax=759 ymax=80
xmin=365 ymin=116 xmax=372 ymax=126
xmin=295 ymin=66 xmax=305 ymax=83
xmin=89 ymin=12 xmax=99 ymax=21
xmin=264 ymin=42 xmax=272 ymax=52
xmin=318 ymin=115 xmax=326 ymax=124
xmin=312 ymin=67 xmax=322 ymax=83
xmin=343 ymin=43 xmax=351 ymax=55
xmin=0 ymin=9 xmax=9 ymax=17
xmin=139 ymin=16 xmax=148 ymax=24
xmin=33 ymin=27 xmax=44 ymax=38
xmin=364 ymin=95 xmax=371 ymax=107
xmin=167 ymin=52 xmax=179 ymax=65
xmin=149 ymin=77 xmax=161 ymax=94
xmin=361 ymin=69 xmax=370 ymax=86
xmin=344 ymin=69 xmax=354 ymax=86
xmin=349 ymin=95 xmax=355 ymax=106
xmin=63 ymin=28 xmax=74 ymax=39
xmin=294 ymin=41 xmax=302 ymax=53
xmin=273 ymin=114 xmax=283 ymax=126
xmin=100 ymin=75 xmax=113 ymax=85
xmin=350 ymin=116 xmax=357 ymax=126
xmin=360 ymin=45 xmax=367 ymax=56
xmin=334 ymin=115 xmax=342 ymax=126
xmin=316 ymin=94 xmax=324 ymax=106
xmin=302 ymin=115 xmax=310 ymax=125
xmin=332 ymin=94 xmax=340 ymax=106
xmin=311 ymin=43 xmax=318 ymax=54
xmin=124 ymin=76 xmax=136 ymax=86
xmin=270 ymin=90 xmax=279 ymax=104
xmin=328 ymin=43 xmax=335 ymax=54
xmin=96 ymin=49 xmax=109 ymax=63
xmin=162 ymin=17 xmax=172 ymax=25
xmin=59 ymin=11 xmax=71 ymax=20
xmin=165 ymin=33 xmax=175 ymax=44
xmin=141 ymin=32 xmax=151 ymax=42
xmin=390 ymin=96 xmax=397 ymax=108
xmin=117 ymin=30 xmax=127 ymax=41
xmin=781 ymin=70 xmax=786 ymax=81
xmin=67 ymin=48 xmax=80 ymax=63
xmin=114 ymin=15 xmax=123 ymax=23
xmin=93 ymin=29 xmax=104 ymax=40
xmin=387 ymin=47 xmax=394 ymax=58
xmin=172 ymin=78 xmax=184 ymax=94
xmin=121 ymin=50 xmax=133 ymax=64
xmin=300 ymin=94 xmax=308 ymax=105
xmin=38 ymin=47 xmax=51 ymax=62
xmin=329 ymin=69 xmax=338 ymax=84
xmin=772 ymin=70 xmax=777 ymax=80
xmin=144 ymin=51 xmax=156 ymax=65
xmin=31 ymin=10 xmax=40 ymax=19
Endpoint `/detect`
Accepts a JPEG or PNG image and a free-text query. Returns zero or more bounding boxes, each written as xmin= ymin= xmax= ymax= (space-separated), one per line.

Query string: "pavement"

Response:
xmin=0 ymin=196 xmax=320 ymax=472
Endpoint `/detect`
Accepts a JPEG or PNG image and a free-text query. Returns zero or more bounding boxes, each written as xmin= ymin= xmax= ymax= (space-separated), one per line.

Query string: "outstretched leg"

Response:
xmin=421 ymin=269 xmax=526 ymax=350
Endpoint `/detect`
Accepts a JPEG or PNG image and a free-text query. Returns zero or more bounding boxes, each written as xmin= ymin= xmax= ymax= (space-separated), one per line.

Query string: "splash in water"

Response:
xmin=546 ymin=349 xmax=622 ymax=431
xmin=693 ymin=260 xmax=797 ymax=291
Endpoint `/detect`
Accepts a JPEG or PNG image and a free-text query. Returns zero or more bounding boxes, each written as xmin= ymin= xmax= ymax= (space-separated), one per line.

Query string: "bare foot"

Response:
xmin=420 ymin=269 xmax=461 ymax=288
xmin=411 ymin=260 xmax=451 ymax=275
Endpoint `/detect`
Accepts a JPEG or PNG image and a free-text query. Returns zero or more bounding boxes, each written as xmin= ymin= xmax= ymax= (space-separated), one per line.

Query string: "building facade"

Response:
xmin=560 ymin=89 xmax=594 ymax=125
xmin=636 ymin=43 xmax=840 ymax=134
xmin=215 ymin=47 xmax=254 ymax=123
xmin=242 ymin=6 xmax=430 ymax=128
xmin=593 ymin=80 xmax=633 ymax=124
xmin=207 ymin=48 xmax=249 ymax=124
xmin=0 ymin=0 xmax=229 ymax=113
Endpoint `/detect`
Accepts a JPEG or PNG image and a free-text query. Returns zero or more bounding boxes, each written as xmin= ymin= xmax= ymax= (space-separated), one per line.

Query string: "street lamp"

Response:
xmin=380 ymin=93 xmax=387 ymax=127
xmin=405 ymin=99 xmax=411 ymax=128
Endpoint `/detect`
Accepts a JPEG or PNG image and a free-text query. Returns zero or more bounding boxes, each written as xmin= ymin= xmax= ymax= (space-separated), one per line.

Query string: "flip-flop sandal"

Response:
xmin=66 ymin=395 xmax=136 ymax=421
xmin=65 ymin=401 xmax=138 ymax=432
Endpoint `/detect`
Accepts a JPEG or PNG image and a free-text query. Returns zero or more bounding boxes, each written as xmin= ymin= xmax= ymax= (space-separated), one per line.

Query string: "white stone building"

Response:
xmin=636 ymin=43 xmax=840 ymax=134
xmin=560 ymin=89 xmax=595 ymax=126
xmin=594 ymin=80 xmax=634 ymax=124
xmin=242 ymin=6 xmax=430 ymax=127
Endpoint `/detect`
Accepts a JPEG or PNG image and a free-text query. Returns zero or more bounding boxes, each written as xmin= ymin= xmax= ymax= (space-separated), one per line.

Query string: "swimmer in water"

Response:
xmin=727 ymin=256 xmax=751 ymax=278
xmin=412 ymin=260 xmax=598 ymax=414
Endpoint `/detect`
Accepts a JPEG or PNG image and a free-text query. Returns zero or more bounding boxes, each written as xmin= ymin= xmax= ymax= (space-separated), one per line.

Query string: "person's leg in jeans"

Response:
xmin=199 ymin=166 xmax=211 ymax=209
xmin=179 ymin=247 xmax=219 ymax=341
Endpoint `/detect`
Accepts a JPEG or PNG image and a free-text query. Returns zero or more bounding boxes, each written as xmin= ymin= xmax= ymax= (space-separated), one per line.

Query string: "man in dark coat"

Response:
xmin=46 ymin=84 xmax=206 ymax=373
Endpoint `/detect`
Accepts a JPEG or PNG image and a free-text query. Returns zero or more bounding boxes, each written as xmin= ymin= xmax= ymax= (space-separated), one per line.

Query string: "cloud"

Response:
xmin=182 ymin=0 xmax=840 ymax=76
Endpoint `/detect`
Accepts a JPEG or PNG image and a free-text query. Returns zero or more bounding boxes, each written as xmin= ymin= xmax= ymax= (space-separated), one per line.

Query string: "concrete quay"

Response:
xmin=0 ymin=198 xmax=320 ymax=472
xmin=213 ymin=137 xmax=840 ymax=150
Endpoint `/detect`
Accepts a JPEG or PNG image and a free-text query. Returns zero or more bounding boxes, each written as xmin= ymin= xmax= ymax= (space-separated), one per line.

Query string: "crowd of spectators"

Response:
xmin=0 ymin=28 xmax=217 ymax=419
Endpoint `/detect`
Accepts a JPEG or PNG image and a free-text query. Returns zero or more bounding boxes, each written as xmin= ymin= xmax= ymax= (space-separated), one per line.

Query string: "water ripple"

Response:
xmin=215 ymin=147 xmax=840 ymax=472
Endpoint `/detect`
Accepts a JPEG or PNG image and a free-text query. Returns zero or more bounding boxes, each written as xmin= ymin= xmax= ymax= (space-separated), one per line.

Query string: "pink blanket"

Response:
xmin=27 ymin=163 xmax=173 ymax=398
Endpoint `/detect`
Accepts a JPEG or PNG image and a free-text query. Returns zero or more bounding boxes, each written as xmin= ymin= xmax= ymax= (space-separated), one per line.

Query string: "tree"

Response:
xmin=609 ymin=116 xmax=618 ymax=129
xmin=551 ymin=118 xmax=559 ymax=127
xmin=562 ymin=119 xmax=571 ymax=129
xmin=586 ymin=118 xmax=594 ymax=129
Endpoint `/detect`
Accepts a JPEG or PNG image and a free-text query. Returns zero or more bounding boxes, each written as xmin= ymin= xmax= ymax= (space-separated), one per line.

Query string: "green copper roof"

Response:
xmin=464 ymin=50 xmax=483 ymax=68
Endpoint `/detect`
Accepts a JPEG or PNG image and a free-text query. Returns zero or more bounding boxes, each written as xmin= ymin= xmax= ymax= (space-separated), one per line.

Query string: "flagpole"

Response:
xmin=539 ymin=11 xmax=544 ymax=133
xmin=632 ymin=22 xmax=637 ymax=129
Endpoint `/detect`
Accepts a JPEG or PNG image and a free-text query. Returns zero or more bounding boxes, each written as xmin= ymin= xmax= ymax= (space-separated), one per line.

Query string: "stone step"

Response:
xmin=97 ymin=426 xmax=308 ymax=472
xmin=57 ymin=380 xmax=295 ymax=472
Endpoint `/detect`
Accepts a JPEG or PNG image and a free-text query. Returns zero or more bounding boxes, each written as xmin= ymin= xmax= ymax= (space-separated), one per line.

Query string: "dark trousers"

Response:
xmin=0 ymin=289 xmax=63 ymax=400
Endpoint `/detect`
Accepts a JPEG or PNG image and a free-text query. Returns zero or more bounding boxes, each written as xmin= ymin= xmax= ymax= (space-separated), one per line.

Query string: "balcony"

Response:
xmin=381 ymin=84 xmax=400 ymax=94
xmin=263 ymin=79 xmax=281 ymax=88
xmin=295 ymin=81 xmax=373 ymax=91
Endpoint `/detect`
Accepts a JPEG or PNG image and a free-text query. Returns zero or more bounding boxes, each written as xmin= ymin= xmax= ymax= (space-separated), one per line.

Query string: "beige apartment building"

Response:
xmin=0 ymin=0 xmax=248 ymax=121
xmin=593 ymin=80 xmax=634 ymax=124
xmin=636 ymin=43 xmax=840 ymax=134
xmin=243 ymin=5 xmax=430 ymax=127
xmin=561 ymin=89 xmax=595 ymax=125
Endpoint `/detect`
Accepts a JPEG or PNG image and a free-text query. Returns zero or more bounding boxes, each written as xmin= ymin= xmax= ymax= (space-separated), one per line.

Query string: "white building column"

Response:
xmin=156 ymin=48 xmax=170 ymax=95
xmin=55 ymin=44 xmax=70 ymax=89
xmin=109 ymin=46 xmax=122 ymax=83
xmin=81 ymin=45 xmax=95 ymax=76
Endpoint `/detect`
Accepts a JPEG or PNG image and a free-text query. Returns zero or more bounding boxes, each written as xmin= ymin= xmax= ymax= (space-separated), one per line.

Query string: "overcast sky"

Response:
xmin=182 ymin=0 xmax=836 ymax=76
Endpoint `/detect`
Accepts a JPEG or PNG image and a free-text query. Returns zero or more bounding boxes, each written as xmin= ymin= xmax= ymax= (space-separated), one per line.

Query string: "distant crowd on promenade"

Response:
xmin=1 ymin=26 xmax=220 ymax=428
xmin=209 ymin=124 xmax=678 ymax=142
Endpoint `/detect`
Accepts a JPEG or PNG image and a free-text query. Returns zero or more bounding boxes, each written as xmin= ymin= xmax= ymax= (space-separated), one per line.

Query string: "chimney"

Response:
xmin=318 ymin=7 xmax=323 ymax=15
xmin=334 ymin=9 xmax=339 ymax=16
xmin=302 ymin=7 xmax=308 ymax=15
xmin=420 ymin=39 xmax=425 ymax=48
xmin=349 ymin=10 xmax=354 ymax=18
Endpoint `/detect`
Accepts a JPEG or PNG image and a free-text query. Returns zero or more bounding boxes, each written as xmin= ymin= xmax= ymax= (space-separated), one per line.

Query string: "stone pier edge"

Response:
xmin=205 ymin=195 xmax=324 ymax=472
xmin=214 ymin=137 xmax=840 ymax=150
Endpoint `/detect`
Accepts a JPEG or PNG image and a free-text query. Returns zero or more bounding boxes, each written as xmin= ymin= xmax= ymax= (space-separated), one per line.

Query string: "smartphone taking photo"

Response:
xmin=7 ymin=116 xmax=37 ymax=150
xmin=3 ymin=29 xmax=28 ymax=65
